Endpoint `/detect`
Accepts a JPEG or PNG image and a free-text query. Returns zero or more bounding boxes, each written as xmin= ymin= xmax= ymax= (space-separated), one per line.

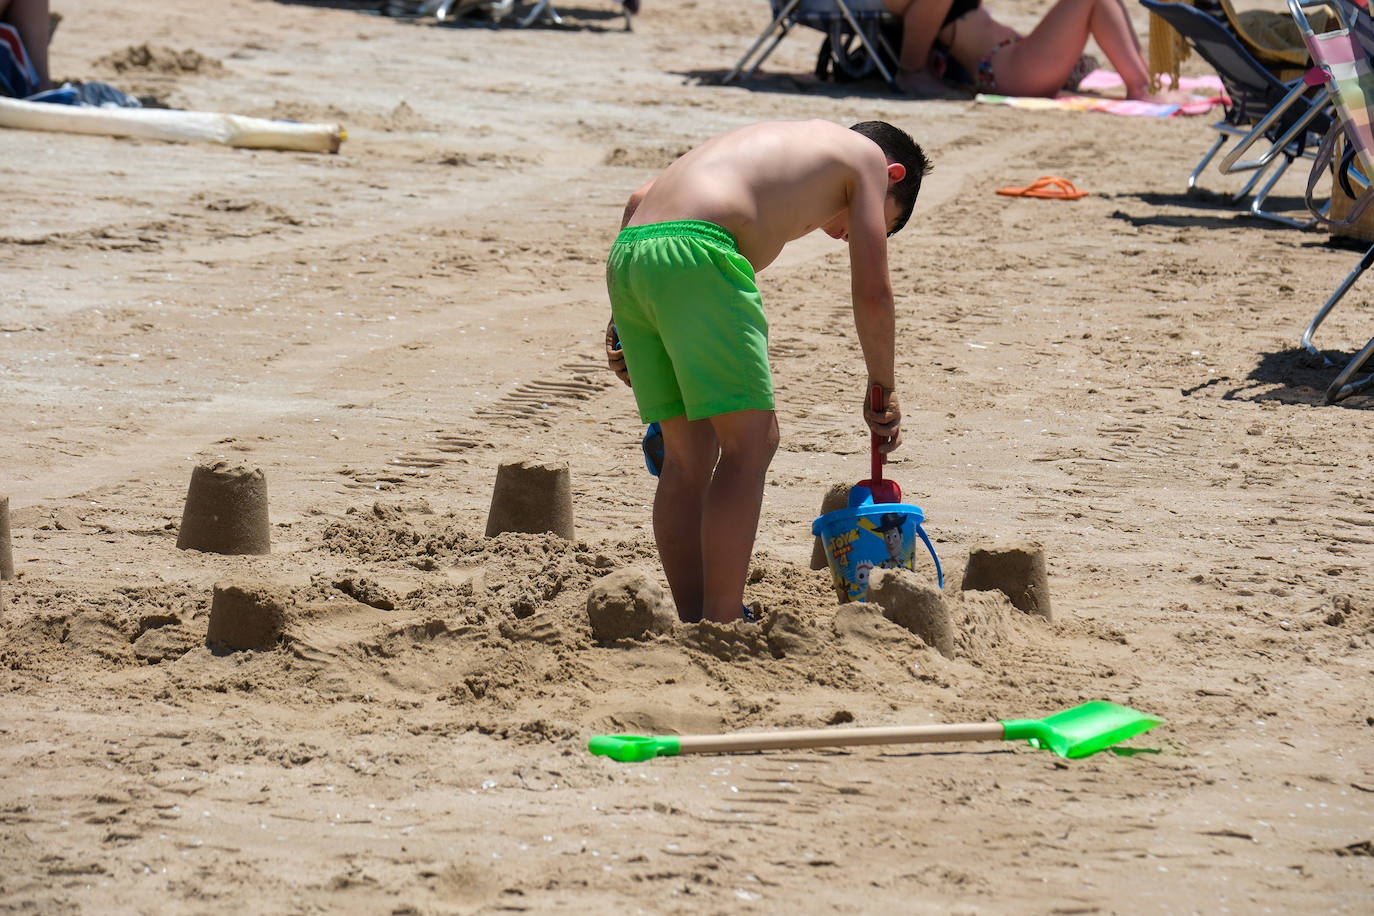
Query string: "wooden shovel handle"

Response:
xmin=675 ymin=722 xmax=1005 ymax=755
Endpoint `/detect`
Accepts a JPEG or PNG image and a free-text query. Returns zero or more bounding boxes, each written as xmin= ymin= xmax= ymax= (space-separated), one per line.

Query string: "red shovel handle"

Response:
xmin=861 ymin=384 xmax=901 ymax=504
xmin=870 ymin=383 xmax=885 ymax=481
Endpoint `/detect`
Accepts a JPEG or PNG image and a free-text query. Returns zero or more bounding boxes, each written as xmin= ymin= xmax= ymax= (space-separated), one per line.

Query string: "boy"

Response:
xmin=604 ymin=119 xmax=930 ymax=625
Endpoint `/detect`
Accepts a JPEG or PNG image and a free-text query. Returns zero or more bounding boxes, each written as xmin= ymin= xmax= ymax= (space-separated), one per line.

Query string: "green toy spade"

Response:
xmin=589 ymin=701 xmax=1161 ymax=763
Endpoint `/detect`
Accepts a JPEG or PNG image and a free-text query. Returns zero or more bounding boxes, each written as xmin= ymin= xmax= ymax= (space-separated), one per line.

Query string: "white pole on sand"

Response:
xmin=0 ymin=96 xmax=345 ymax=153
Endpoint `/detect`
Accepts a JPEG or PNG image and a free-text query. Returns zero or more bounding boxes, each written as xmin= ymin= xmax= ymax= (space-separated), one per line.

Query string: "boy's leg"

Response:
xmin=700 ymin=409 xmax=779 ymax=624
xmin=653 ymin=414 xmax=720 ymax=624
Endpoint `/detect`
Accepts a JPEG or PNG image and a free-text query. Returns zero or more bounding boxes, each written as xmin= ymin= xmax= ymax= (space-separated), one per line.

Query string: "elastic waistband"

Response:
xmin=615 ymin=220 xmax=738 ymax=252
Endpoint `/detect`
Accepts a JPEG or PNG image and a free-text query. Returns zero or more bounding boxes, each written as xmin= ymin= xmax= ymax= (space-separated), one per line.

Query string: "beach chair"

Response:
xmin=511 ymin=0 xmax=635 ymax=28
xmin=1286 ymin=0 xmax=1374 ymax=401
xmin=1217 ymin=0 xmax=1373 ymax=193
xmin=422 ymin=0 xmax=634 ymax=29
xmin=723 ymin=0 xmax=899 ymax=88
xmin=1140 ymin=0 xmax=1332 ymax=227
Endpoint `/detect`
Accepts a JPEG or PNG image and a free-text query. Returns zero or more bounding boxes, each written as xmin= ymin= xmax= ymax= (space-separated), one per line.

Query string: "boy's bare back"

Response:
xmin=625 ymin=120 xmax=896 ymax=273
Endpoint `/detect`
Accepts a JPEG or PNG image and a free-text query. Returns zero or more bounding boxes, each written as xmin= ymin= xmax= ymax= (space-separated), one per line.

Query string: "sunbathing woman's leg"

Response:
xmin=993 ymin=0 xmax=1154 ymax=99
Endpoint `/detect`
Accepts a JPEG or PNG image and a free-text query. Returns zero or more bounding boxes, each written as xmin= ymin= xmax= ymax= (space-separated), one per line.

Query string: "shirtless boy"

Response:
xmin=604 ymin=119 xmax=930 ymax=625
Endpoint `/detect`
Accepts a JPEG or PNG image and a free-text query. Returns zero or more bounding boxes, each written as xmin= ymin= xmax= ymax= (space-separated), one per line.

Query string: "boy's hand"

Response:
xmin=605 ymin=318 xmax=631 ymax=387
xmin=864 ymin=387 xmax=902 ymax=454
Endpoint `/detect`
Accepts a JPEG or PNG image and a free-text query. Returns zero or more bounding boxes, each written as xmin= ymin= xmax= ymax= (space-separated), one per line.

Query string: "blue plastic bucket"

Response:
xmin=811 ymin=495 xmax=943 ymax=603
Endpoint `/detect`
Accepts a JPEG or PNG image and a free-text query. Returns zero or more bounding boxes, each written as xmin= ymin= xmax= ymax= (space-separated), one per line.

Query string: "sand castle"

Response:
xmin=206 ymin=579 xmax=290 ymax=651
xmin=485 ymin=460 xmax=575 ymax=540
xmin=176 ymin=462 xmax=272 ymax=555
xmin=961 ymin=541 xmax=1053 ymax=621
xmin=0 ymin=495 xmax=12 ymax=578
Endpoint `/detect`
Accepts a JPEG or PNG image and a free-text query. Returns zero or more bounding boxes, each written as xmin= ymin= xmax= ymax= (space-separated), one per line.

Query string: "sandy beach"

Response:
xmin=2 ymin=0 xmax=1371 ymax=912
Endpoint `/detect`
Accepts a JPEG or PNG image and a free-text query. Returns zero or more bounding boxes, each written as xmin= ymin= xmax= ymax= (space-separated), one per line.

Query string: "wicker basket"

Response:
xmin=1328 ymin=133 xmax=1374 ymax=243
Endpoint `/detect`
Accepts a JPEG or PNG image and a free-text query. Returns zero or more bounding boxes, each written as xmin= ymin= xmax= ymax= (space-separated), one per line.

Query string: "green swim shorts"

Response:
xmin=606 ymin=220 xmax=774 ymax=424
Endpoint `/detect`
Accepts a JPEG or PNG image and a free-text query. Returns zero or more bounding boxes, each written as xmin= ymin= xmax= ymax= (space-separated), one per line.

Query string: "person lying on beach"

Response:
xmin=880 ymin=0 xmax=1184 ymax=102
xmin=603 ymin=119 xmax=930 ymax=625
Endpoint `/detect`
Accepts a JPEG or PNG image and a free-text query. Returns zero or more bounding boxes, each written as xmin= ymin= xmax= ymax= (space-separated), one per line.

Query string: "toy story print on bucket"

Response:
xmin=812 ymin=493 xmax=942 ymax=603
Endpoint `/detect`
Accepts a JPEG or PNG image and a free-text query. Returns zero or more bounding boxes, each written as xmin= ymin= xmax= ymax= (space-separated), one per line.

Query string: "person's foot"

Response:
xmin=893 ymin=69 xmax=969 ymax=100
xmin=1127 ymin=87 xmax=1196 ymax=105
xmin=1124 ymin=79 xmax=1196 ymax=105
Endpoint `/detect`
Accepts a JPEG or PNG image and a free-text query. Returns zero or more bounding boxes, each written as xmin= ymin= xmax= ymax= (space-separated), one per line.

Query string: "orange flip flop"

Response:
xmin=996 ymin=176 xmax=1090 ymax=200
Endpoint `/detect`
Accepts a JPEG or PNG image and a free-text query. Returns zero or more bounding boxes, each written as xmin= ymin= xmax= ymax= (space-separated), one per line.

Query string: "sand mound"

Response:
xmin=602 ymin=145 xmax=691 ymax=168
xmin=0 ymin=500 xmax=1023 ymax=720
xmin=94 ymin=43 xmax=225 ymax=75
xmin=585 ymin=567 xmax=675 ymax=641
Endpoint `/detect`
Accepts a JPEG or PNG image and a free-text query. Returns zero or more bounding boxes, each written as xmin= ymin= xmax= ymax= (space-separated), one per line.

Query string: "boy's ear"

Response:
xmin=887 ymin=162 xmax=907 ymax=184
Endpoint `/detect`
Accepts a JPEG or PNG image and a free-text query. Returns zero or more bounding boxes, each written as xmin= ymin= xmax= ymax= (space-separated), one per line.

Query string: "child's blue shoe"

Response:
xmin=642 ymin=422 xmax=664 ymax=477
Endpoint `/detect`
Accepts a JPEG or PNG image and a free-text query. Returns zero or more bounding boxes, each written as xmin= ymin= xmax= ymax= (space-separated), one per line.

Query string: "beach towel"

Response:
xmin=974 ymin=70 xmax=1228 ymax=118
xmin=0 ymin=23 xmax=39 ymax=99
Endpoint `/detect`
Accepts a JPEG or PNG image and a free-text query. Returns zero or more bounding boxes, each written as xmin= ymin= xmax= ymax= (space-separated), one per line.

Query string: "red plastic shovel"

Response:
xmin=856 ymin=383 xmax=901 ymax=503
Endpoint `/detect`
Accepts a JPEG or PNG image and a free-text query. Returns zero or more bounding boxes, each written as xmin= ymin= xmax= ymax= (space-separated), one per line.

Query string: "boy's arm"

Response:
xmin=606 ymin=180 xmax=656 ymax=386
xmin=621 ymin=179 xmax=655 ymax=229
xmin=845 ymin=157 xmax=902 ymax=453
xmin=606 ymin=318 xmax=630 ymax=387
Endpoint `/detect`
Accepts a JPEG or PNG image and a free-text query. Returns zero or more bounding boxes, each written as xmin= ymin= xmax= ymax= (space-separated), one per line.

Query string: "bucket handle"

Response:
xmin=914 ymin=523 xmax=944 ymax=589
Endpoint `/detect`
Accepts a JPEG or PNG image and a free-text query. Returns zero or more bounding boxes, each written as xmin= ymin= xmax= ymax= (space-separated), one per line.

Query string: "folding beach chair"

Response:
xmin=1217 ymin=0 xmax=1371 ymax=191
xmin=511 ymin=0 xmax=635 ymax=28
xmin=1140 ymin=0 xmax=1332 ymax=227
xmin=421 ymin=0 xmax=634 ymax=29
xmin=723 ymin=0 xmax=899 ymax=88
xmin=1287 ymin=0 xmax=1374 ymax=401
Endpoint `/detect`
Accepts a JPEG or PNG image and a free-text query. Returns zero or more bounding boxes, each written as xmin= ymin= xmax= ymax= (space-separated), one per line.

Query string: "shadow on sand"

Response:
xmin=1207 ymin=347 xmax=1374 ymax=408
xmin=675 ymin=67 xmax=912 ymax=101
xmin=1105 ymin=190 xmax=1324 ymax=232
xmin=275 ymin=0 xmax=631 ymax=31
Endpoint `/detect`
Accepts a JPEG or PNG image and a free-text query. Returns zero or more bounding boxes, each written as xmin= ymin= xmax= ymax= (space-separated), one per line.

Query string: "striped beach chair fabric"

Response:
xmin=1300 ymin=0 xmax=1374 ymax=223
xmin=1291 ymin=0 xmax=1374 ymax=401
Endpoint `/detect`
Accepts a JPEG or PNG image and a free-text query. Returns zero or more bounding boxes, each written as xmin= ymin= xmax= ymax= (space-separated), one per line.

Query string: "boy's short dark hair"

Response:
xmin=849 ymin=121 xmax=931 ymax=236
